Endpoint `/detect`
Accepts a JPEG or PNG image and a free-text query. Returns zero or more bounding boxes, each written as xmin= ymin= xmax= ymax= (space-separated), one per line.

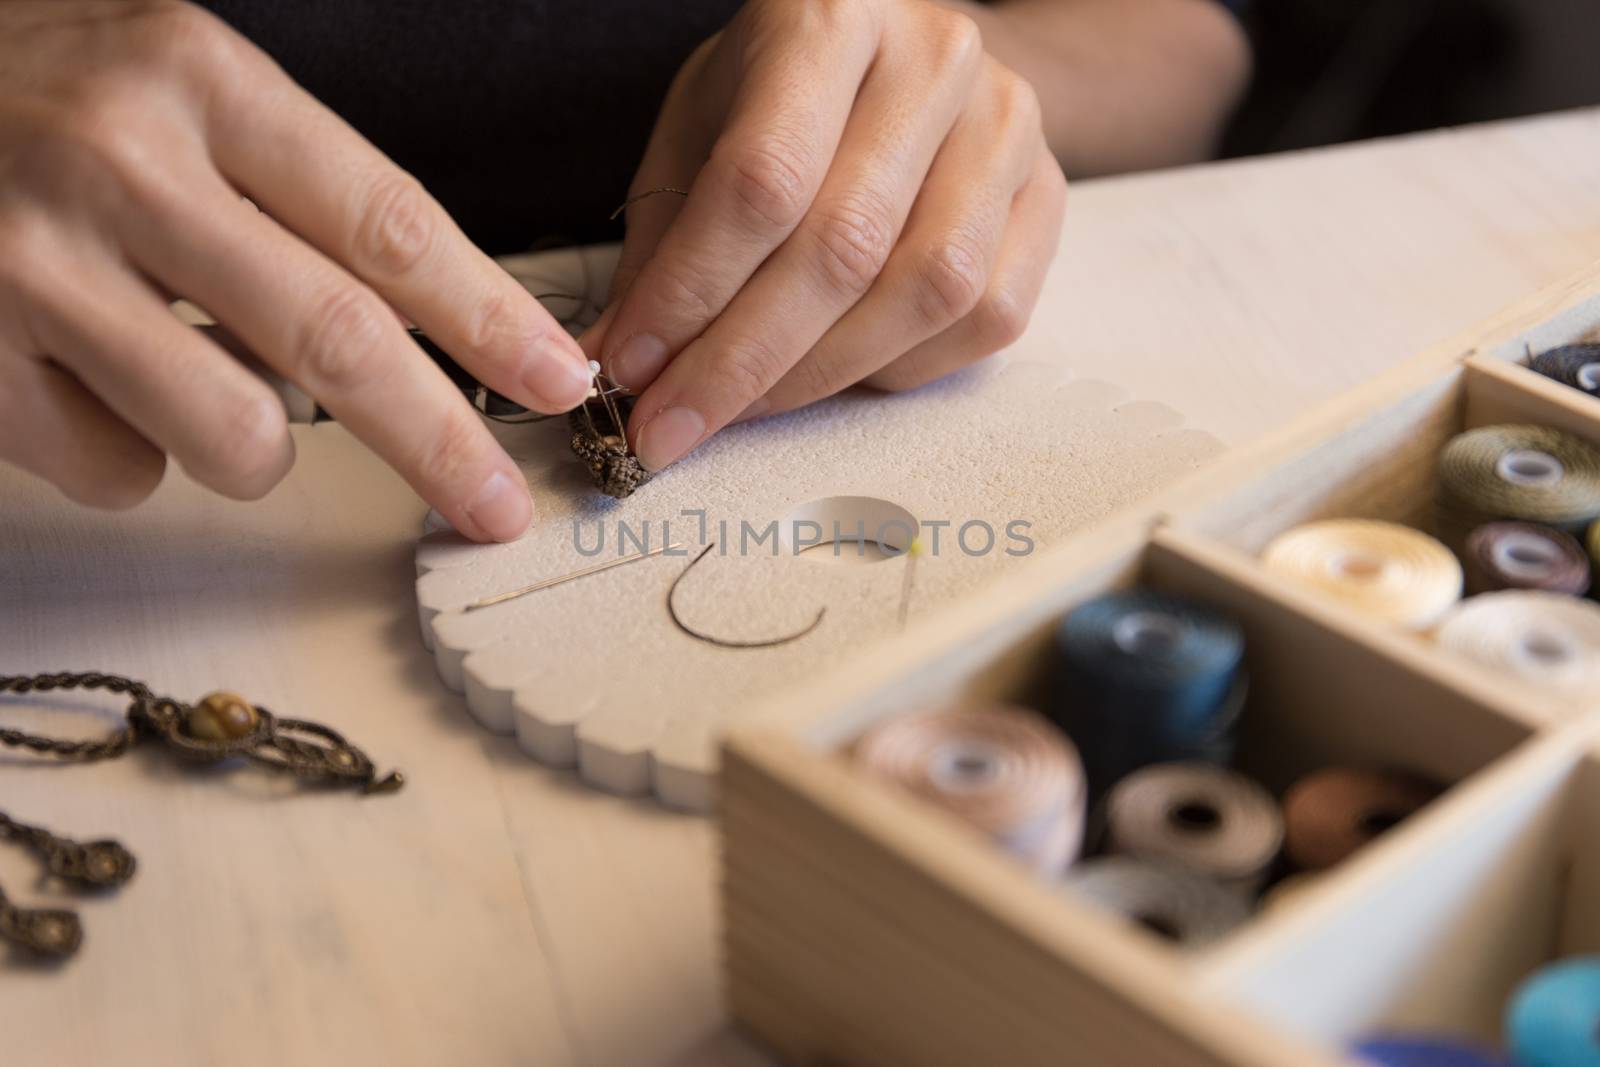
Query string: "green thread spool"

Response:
xmin=1436 ymin=425 xmax=1600 ymax=545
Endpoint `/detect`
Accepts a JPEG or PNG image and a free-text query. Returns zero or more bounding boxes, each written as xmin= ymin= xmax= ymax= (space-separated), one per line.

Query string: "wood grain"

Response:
xmin=6 ymin=108 xmax=1600 ymax=1064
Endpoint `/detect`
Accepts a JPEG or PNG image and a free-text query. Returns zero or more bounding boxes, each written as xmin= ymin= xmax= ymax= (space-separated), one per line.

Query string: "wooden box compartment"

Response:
xmin=1203 ymin=722 xmax=1600 ymax=1054
xmin=721 ymin=269 xmax=1600 ymax=1067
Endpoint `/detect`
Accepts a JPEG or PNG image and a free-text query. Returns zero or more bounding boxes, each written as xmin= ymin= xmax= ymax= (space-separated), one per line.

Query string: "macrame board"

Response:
xmin=415 ymin=244 xmax=1224 ymax=810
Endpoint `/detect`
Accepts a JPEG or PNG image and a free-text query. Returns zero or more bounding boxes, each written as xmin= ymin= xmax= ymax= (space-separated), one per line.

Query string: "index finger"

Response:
xmin=205 ymin=50 xmax=593 ymax=415
xmin=597 ymin=2 xmax=880 ymax=391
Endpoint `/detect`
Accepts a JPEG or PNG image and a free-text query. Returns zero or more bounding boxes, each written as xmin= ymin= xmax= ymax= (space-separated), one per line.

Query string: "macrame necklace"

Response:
xmin=0 ymin=672 xmax=401 ymax=961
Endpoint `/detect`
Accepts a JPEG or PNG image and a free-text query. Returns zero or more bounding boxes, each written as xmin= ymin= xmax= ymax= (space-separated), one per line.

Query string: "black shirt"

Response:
xmin=197 ymin=1 xmax=743 ymax=253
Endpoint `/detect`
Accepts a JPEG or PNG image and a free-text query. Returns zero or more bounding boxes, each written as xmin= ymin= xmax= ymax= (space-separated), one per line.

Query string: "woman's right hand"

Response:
xmin=0 ymin=0 xmax=591 ymax=541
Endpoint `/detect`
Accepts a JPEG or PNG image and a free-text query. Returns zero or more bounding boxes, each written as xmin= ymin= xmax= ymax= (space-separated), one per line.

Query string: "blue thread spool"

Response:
xmin=1050 ymin=590 xmax=1245 ymax=797
xmin=1506 ymin=956 xmax=1600 ymax=1067
xmin=1351 ymin=1037 xmax=1511 ymax=1067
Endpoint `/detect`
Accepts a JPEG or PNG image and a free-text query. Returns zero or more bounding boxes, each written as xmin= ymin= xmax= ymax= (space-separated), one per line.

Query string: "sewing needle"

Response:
xmin=463 ymin=543 xmax=685 ymax=612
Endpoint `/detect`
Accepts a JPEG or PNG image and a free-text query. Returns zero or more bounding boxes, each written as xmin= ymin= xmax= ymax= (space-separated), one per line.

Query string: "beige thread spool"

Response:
xmin=1062 ymin=857 xmax=1251 ymax=948
xmin=1282 ymin=768 xmax=1438 ymax=871
xmin=1260 ymin=519 xmax=1462 ymax=629
xmin=1105 ymin=763 xmax=1283 ymax=891
xmin=1434 ymin=590 xmax=1600 ymax=703
xmin=1461 ymin=522 xmax=1591 ymax=597
xmin=1436 ymin=425 xmax=1600 ymax=543
xmin=853 ymin=705 xmax=1087 ymax=876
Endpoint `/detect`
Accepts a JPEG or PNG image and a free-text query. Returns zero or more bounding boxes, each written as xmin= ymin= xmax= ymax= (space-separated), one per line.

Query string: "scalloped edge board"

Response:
xmin=414 ymin=245 xmax=1223 ymax=810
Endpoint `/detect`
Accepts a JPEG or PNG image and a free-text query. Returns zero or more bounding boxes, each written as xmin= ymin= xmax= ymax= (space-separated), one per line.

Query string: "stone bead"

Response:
xmin=186 ymin=690 xmax=260 ymax=741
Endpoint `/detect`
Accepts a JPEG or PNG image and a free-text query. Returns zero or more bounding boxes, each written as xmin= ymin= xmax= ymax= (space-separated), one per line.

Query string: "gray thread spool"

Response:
xmin=1062 ymin=857 xmax=1251 ymax=948
xmin=1436 ymin=425 xmax=1600 ymax=545
xmin=1529 ymin=343 xmax=1600 ymax=397
xmin=1105 ymin=763 xmax=1284 ymax=891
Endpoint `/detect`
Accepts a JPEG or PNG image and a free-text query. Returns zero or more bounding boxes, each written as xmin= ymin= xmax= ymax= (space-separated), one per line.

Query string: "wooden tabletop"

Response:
xmin=3 ymin=107 xmax=1600 ymax=1067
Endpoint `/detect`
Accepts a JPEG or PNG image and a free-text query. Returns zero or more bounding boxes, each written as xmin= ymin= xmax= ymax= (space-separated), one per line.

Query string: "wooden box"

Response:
xmin=720 ymin=264 xmax=1600 ymax=1066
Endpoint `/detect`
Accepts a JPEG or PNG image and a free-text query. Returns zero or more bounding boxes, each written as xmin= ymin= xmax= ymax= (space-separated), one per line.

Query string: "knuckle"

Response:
xmin=711 ymin=331 xmax=790 ymax=401
xmin=352 ymin=174 xmax=437 ymax=278
xmin=973 ymin=286 xmax=1030 ymax=350
xmin=297 ymin=286 xmax=392 ymax=393
xmin=645 ymin=261 xmax=719 ymax=325
xmin=197 ymin=395 xmax=290 ymax=499
xmin=808 ymin=197 xmax=894 ymax=297
xmin=928 ymin=10 xmax=984 ymax=75
xmin=994 ymin=69 xmax=1043 ymax=133
xmin=915 ymin=234 xmax=987 ymax=327
xmin=465 ymin=289 xmax=521 ymax=360
xmin=415 ymin=407 xmax=486 ymax=495
xmin=130 ymin=1 xmax=240 ymax=75
xmin=718 ymin=135 xmax=812 ymax=232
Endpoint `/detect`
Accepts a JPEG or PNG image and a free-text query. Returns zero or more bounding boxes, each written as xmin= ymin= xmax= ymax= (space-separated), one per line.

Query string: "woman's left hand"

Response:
xmin=583 ymin=0 xmax=1067 ymax=472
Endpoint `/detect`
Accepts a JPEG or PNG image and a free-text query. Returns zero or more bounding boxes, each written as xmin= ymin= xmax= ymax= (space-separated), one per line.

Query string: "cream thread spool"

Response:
xmin=1260 ymin=519 xmax=1462 ymax=629
xmin=1461 ymin=522 xmax=1591 ymax=597
xmin=1282 ymin=768 xmax=1438 ymax=872
xmin=1062 ymin=857 xmax=1251 ymax=948
xmin=853 ymin=705 xmax=1087 ymax=876
xmin=1437 ymin=425 xmax=1600 ymax=542
xmin=1104 ymin=763 xmax=1283 ymax=891
xmin=1434 ymin=590 xmax=1600 ymax=704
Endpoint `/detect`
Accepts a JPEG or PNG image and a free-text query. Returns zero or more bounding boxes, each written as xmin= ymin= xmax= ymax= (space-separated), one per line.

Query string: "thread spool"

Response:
xmin=1351 ymin=1037 xmax=1512 ymax=1067
xmin=1589 ymin=520 xmax=1600 ymax=578
xmin=1105 ymin=763 xmax=1283 ymax=890
xmin=1462 ymin=522 xmax=1591 ymax=597
xmin=1061 ymin=857 xmax=1251 ymax=948
xmin=853 ymin=705 xmax=1086 ymax=876
xmin=1434 ymin=591 xmax=1600 ymax=702
xmin=1505 ymin=956 xmax=1600 ymax=1067
xmin=1282 ymin=768 xmax=1438 ymax=871
xmin=1437 ymin=425 xmax=1600 ymax=541
xmin=1260 ymin=519 xmax=1463 ymax=629
xmin=1530 ymin=343 xmax=1600 ymax=398
xmin=1051 ymin=590 xmax=1246 ymax=796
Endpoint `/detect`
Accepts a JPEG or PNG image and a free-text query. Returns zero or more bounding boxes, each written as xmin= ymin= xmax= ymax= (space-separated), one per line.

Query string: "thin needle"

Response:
xmin=464 ymin=543 xmax=684 ymax=612
xmin=897 ymin=538 xmax=922 ymax=629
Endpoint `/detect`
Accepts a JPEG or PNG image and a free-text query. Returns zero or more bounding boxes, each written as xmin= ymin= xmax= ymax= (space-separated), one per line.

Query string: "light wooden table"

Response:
xmin=3 ymin=108 xmax=1599 ymax=1067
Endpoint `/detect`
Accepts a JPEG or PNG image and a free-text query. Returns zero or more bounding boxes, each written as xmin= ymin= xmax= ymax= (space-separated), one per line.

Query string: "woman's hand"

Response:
xmin=587 ymin=0 xmax=1067 ymax=472
xmin=0 ymin=0 xmax=592 ymax=540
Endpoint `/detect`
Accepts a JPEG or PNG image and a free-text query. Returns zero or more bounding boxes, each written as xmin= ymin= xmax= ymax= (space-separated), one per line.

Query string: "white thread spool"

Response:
xmin=1105 ymin=763 xmax=1284 ymax=891
xmin=1434 ymin=591 xmax=1600 ymax=705
xmin=1062 ymin=857 xmax=1251 ymax=948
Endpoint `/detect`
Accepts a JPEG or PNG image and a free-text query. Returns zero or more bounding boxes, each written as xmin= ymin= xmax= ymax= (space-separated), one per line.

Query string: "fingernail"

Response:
xmin=464 ymin=469 xmax=533 ymax=542
xmin=523 ymin=344 xmax=593 ymax=411
xmin=608 ymin=333 xmax=670 ymax=391
xmin=636 ymin=406 xmax=705 ymax=472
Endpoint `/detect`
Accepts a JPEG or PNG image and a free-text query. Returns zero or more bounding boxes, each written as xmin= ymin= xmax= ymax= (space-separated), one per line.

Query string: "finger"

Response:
xmin=203 ymin=55 xmax=592 ymax=413
xmin=126 ymin=182 xmax=534 ymax=542
xmin=865 ymin=153 xmax=1066 ymax=393
xmin=0 ymin=354 xmax=165 ymax=509
xmin=758 ymin=69 xmax=1043 ymax=416
xmin=25 ymin=249 xmax=295 ymax=501
xmin=626 ymin=33 xmax=1000 ymax=471
xmin=597 ymin=2 xmax=882 ymax=391
xmin=601 ymin=38 xmax=719 ymax=309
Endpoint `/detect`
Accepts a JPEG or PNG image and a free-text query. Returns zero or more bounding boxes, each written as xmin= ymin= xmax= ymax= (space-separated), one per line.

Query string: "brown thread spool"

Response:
xmin=1260 ymin=519 xmax=1462 ymax=629
xmin=1436 ymin=425 xmax=1600 ymax=544
xmin=1461 ymin=522 xmax=1591 ymax=596
xmin=1105 ymin=763 xmax=1283 ymax=891
xmin=1282 ymin=768 xmax=1438 ymax=871
xmin=1062 ymin=857 xmax=1252 ymax=948
xmin=853 ymin=705 xmax=1086 ymax=876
